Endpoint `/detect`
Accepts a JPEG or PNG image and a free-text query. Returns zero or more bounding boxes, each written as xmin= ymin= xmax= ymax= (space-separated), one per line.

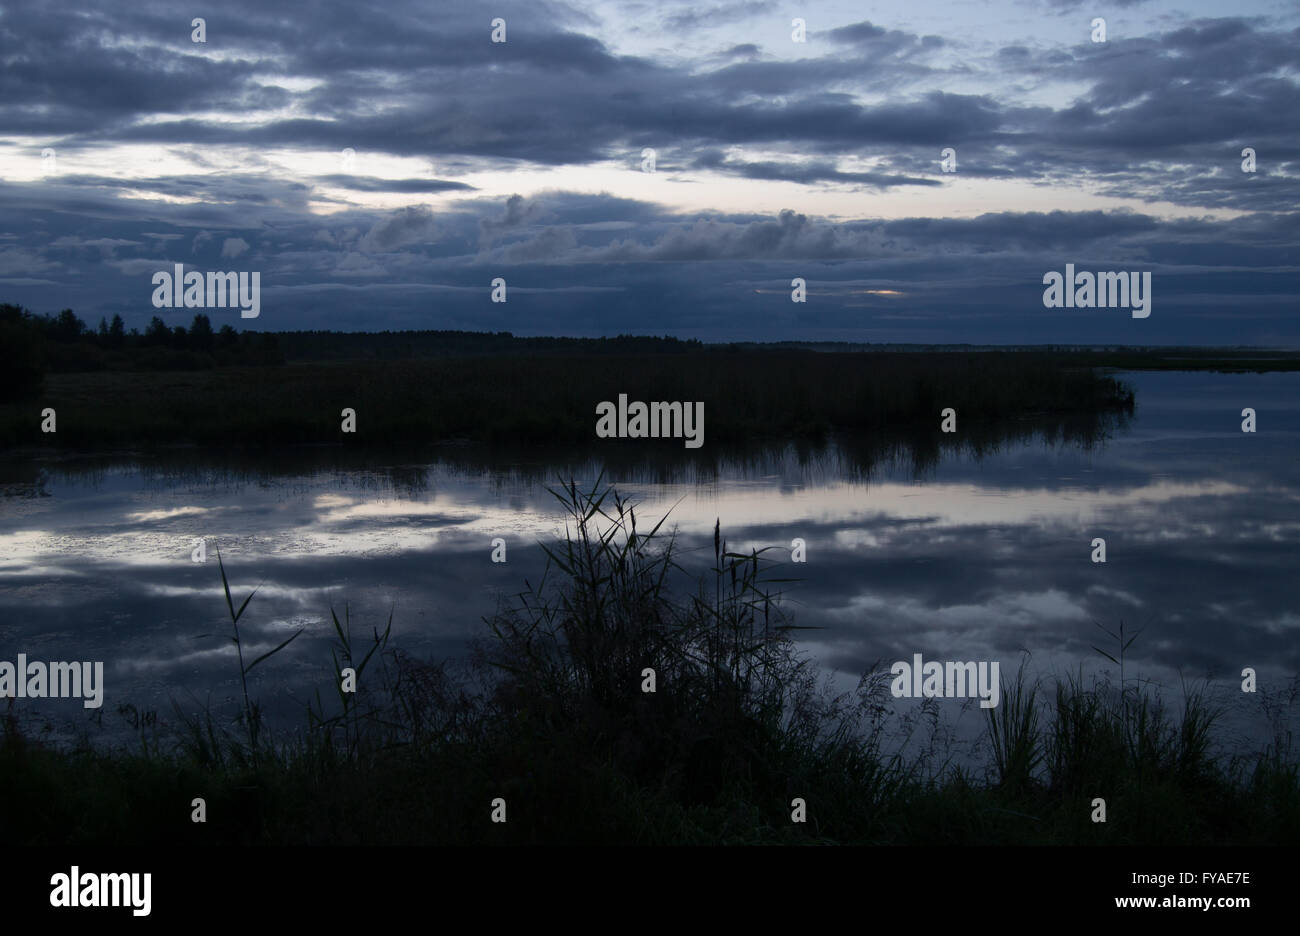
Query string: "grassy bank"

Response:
xmin=2 ymin=480 xmax=1295 ymax=845
xmin=0 ymin=350 xmax=1134 ymax=450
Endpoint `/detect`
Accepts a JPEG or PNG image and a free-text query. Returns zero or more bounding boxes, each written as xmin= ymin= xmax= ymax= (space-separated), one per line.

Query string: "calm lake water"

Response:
xmin=2 ymin=369 xmax=1297 ymax=760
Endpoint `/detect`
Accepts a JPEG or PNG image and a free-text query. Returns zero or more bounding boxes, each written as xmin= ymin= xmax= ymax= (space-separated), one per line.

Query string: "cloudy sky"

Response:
xmin=0 ymin=0 xmax=1296 ymax=343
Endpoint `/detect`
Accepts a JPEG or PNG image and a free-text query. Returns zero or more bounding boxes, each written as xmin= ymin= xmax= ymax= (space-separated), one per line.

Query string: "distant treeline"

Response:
xmin=0 ymin=303 xmax=716 ymax=402
xmin=5 ymin=301 xmax=1294 ymax=411
xmin=273 ymin=329 xmax=704 ymax=360
xmin=0 ymin=303 xmax=283 ymax=400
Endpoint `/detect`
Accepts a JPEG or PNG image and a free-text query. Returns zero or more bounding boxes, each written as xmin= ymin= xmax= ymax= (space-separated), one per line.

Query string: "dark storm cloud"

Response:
xmin=821 ymin=20 xmax=945 ymax=53
xmin=993 ymin=19 xmax=1299 ymax=150
xmin=0 ymin=2 xmax=991 ymax=173
xmin=319 ymin=176 xmax=475 ymax=194
xmin=715 ymin=43 xmax=761 ymax=61
xmin=662 ymin=1 xmax=777 ymax=32
xmin=1042 ymin=0 xmax=1157 ymax=8
xmin=4 ymin=1 xmax=1293 ymax=208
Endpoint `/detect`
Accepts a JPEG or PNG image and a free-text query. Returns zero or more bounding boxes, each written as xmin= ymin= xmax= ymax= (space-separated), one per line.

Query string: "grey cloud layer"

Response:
xmin=3 ymin=179 xmax=1294 ymax=343
xmin=0 ymin=2 xmax=1296 ymax=343
xmin=3 ymin=3 xmax=1294 ymax=206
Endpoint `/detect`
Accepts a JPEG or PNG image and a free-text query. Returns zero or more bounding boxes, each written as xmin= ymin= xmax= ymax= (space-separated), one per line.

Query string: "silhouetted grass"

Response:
xmin=2 ymin=480 xmax=1295 ymax=845
xmin=0 ymin=350 xmax=1133 ymax=450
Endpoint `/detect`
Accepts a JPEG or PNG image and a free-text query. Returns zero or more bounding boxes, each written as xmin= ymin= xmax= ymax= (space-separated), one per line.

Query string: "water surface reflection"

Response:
xmin=1 ymin=371 xmax=1295 ymax=757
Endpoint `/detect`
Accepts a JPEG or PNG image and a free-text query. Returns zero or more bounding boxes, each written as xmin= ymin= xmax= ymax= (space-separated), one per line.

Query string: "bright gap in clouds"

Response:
xmin=0 ymin=139 xmax=1252 ymax=223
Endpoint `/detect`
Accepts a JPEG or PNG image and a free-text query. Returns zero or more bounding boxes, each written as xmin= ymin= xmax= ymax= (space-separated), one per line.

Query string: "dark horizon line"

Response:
xmin=188 ymin=329 xmax=1300 ymax=353
xmin=8 ymin=304 xmax=1299 ymax=353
